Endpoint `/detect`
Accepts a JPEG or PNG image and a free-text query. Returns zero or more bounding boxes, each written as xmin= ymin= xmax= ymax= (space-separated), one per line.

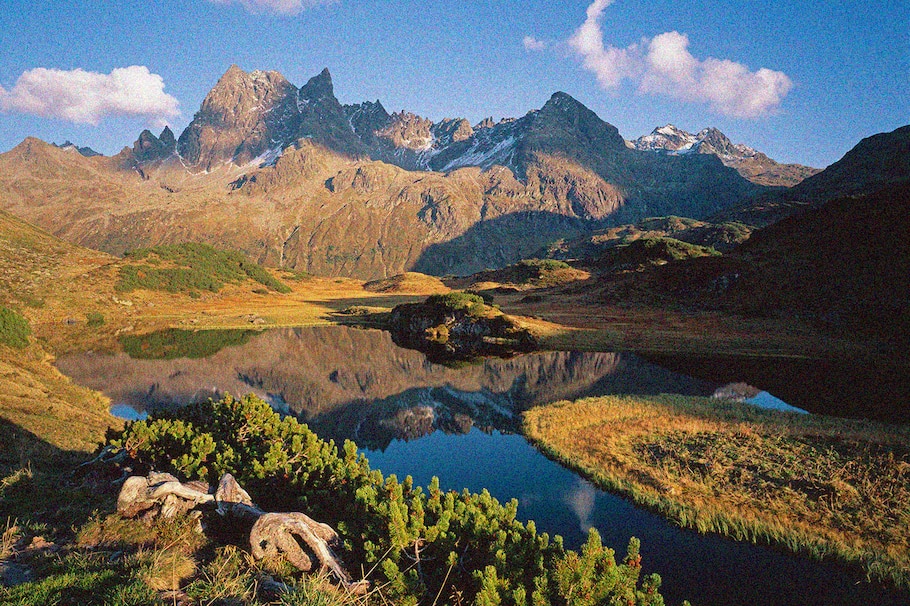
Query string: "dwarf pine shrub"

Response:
xmin=109 ymin=394 xmax=665 ymax=605
xmin=0 ymin=306 xmax=31 ymax=349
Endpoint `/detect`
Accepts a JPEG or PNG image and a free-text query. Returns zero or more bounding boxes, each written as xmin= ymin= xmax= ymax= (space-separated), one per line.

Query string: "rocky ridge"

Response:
xmin=630 ymin=124 xmax=820 ymax=187
xmin=52 ymin=141 xmax=101 ymax=157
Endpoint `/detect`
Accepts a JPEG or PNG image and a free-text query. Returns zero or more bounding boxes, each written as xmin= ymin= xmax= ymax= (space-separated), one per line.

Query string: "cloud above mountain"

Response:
xmin=568 ymin=0 xmax=792 ymax=118
xmin=0 ymin=66 xmax=179 ymax=126
xmin=207 ymin=0 xmax=337 ymax=15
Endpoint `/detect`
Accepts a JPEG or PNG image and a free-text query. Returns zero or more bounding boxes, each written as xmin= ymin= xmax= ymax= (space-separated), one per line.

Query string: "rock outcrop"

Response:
xmin=389 ymin=294 xmax=537 ymax=361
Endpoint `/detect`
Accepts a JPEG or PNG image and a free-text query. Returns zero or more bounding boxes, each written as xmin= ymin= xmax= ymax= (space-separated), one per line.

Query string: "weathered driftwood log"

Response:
xmin=215 ymin=474 xmax=368 ymax=595
xmin=115 ymin=472 xmax=368 ymax=594
xmin=215 ymin=473 xmax=262 ymax=519
xmin=117 ymin=472 xmax=213 ymax=519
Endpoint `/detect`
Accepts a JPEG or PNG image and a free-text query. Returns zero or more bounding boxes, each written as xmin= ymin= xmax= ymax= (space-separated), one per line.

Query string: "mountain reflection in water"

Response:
xmin=56 ymin=326 xmax=713 ymax=448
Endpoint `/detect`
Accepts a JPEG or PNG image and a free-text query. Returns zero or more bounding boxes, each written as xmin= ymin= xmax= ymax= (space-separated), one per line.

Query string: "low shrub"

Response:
xmin=425 ymin=292 xmax=486 ymax=316
xmin=0 ymin=306 xmax=31 ymax=349
xmin=109 ymin=394 xmax=666 ymax=605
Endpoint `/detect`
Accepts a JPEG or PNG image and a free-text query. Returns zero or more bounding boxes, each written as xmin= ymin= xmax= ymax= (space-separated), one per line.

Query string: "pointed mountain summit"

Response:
xmin=296 ymin=68 xmax=368 ymax=157
xmin=159 ymin=126 xmax=176 ymax=150
xmin=522 ymin=91 xmax=628 ymax=160
xmin=131 ymin=127 xmax=176 ymax=164
xmin=176 ymin=65 xmax=300 ymax=170
xmin=298 ymin=67 xmax=334 ymax=102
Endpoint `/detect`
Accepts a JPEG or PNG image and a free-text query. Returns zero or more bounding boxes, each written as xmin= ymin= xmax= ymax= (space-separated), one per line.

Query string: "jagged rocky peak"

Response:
xmin=295 ymin=67 xmax=367 ymax=157
xmin=377 ymin=111 xmax=436 ymax=150
xmin=695 ymin=127 xmax=749 ymax=158
xmin=344 ymin=100 xmax=391 ymax=137
xmin=298 ymin=67 xmax=334 ymax=103
xmin=475 ymin=117 xmax=496 ymax=130
xmin=631 ymin=125 xmax=749 ymax=157
xmin=176 ymin=64 xmax=301 ymax=169
xmin=635 ymin=124 xmax=696 ymax=152
xmin=629 ymin=125 xmax=820 ymax=187
xmin=432 ymin=118 xmax=474 ymax=147
xmin=533 ymin=91 xmax=627 ymax=152
xmin=132 ymin=126 xmax=177 ymax=163
xmin=159 ymin=126 xmax=176 ymax=150
xmin=201 ymin=64 xmax=297 ymax=123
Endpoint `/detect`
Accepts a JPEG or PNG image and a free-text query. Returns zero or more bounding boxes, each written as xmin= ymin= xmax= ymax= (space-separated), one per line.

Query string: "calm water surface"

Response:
xmin=56 ymin=326 xmax=909 ymax=606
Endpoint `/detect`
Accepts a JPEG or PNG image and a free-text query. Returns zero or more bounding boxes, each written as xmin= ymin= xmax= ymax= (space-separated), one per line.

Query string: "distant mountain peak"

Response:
xmin=52 ymin=140 xmax=101 ymax=157
xmin=630 ymin=125 xmax=819 ymax=187
xmin=130 ymin=126 xmax=176 ymax=164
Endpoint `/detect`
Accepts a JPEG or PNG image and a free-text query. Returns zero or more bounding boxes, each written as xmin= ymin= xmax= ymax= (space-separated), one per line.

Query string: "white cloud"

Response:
xmin=0 ymin=66 xmax=179 ymax=126
xmin=208 ymin=0 xmax=337 ymax=15
xmin=523 ymin=36 xmax=548 ymax=52
xmin=569 ymin=1 xmax=792 ymax=118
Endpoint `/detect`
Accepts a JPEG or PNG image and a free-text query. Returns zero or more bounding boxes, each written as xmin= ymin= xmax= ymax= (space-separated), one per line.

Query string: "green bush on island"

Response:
xmin=425 ymin=291 xmax=487 ymax=316
xmin=110 ymin=394 xmax=667 ymax=605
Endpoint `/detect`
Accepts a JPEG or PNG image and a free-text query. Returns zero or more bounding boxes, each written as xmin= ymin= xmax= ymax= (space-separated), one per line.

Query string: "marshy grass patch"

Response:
xmin=523 ymin=394 xmax=910 ymax=589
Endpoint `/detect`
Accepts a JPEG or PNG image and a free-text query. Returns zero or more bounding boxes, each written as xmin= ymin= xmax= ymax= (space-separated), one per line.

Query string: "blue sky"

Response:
xmin=0 ymin=0 xmax=906 ymax=167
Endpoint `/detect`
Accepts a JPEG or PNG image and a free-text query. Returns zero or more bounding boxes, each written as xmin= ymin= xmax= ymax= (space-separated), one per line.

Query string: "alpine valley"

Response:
xmin=2 ymin=63 xmax=910 ymax=606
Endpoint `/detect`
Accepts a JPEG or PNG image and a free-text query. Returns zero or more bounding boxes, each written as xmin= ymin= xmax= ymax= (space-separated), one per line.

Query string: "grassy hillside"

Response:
xmin=541 ymin=216 xmax=753 ymax=260
xmin=451 ymin=259 xmax=590 ymax=291
xmin=0 ymin=211 xmax=122 ymax=467
xmin=362 ymin=271 xmax=449 ymax=294
xmin=119 ymin=242 xmax=291 ymax=296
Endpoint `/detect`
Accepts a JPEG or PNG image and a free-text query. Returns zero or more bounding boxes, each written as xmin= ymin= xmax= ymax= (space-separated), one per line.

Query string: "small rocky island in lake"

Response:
xmin=389 ymin=292 xmax=537 ymax=361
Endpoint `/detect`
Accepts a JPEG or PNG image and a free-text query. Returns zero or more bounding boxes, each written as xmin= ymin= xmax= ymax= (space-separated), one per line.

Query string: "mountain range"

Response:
xmin=0 ymin=65 xmax=904 ymax=280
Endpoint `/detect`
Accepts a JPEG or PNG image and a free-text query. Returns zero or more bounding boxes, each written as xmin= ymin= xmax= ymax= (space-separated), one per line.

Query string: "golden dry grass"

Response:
xmin=0 ymin=344 xmax=119 ymax=458
xmin=524 ymin=395 xmax=910 ymax=587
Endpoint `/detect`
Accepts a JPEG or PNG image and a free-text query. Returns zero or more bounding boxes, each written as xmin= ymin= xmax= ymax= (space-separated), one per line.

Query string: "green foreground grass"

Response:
xmin=523 ymin=395 xmax=910 ymax=588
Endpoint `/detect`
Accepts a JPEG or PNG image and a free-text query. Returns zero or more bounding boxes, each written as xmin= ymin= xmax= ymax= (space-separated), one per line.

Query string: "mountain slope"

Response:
xmin=785 ymin=125 xmax=910 ymax=200
xmin=714 ymin=124 xmax=910 ymax=226
xmin=612 ymin=183 xmax=910 ymax=347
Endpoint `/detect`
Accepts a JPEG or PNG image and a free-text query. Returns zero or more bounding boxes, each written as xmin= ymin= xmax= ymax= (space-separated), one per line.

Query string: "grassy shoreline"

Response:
xmin=523 ymin=394 xmax=910 ymax=589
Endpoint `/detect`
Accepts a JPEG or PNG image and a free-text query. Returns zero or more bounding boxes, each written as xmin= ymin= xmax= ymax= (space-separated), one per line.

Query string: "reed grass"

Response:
xmin=523 ymin=394 xmax=910 ymax=588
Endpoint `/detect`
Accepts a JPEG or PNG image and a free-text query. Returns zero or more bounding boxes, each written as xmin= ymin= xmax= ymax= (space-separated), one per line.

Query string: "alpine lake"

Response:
xmin=55 ymin=325 xmax=910 ymax=606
